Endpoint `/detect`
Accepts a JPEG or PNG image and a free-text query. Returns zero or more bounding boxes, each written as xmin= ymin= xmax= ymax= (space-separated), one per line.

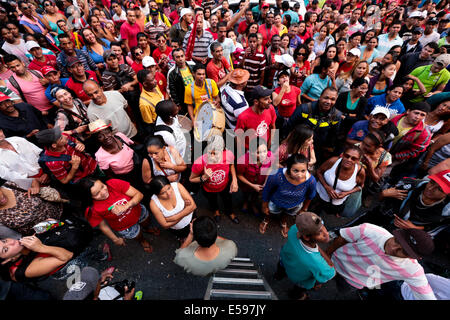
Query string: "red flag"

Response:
xmin=185 ymin=14 xmax=199 ymax=61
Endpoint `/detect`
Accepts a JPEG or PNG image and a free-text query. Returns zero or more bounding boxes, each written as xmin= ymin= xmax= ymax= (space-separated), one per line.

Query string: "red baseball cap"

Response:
xmin=42 ymin=66 xmax=57 ymax=76
xmin=428 ymin=169 xmax=450 ymax=194
xmin=262 ymin=3 xmax=270 ymax=8
xmin=0 ymin=92 xmax=12 ymax=103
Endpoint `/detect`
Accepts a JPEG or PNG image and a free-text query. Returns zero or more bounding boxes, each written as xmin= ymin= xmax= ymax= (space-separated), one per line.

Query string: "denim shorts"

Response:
xmin=116 ymin=204 xmax=149 ymax=239
xmin=269 ymin=201 xmax=303 ymax=216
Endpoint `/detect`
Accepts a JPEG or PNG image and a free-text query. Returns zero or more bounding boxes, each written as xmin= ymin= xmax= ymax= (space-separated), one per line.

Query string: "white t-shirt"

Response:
xmin=2 ymin=40 xmax=30 ymax=65
xmin=331 ymin=223 xmax=436 ymax=300
xmin=154 ymin=116 xmax=187 ymax=159
xmin=87 ymin=91 xmax=137 ymax=138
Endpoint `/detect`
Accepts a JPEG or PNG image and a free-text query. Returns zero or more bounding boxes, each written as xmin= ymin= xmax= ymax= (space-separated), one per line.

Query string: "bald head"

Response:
xmin=82 ymin=80 xmax=105 ymax=105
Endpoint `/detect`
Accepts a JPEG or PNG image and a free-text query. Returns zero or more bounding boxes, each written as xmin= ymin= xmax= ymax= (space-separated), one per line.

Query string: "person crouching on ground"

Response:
xmin=274 ymin=212 xmax=335 ymax=300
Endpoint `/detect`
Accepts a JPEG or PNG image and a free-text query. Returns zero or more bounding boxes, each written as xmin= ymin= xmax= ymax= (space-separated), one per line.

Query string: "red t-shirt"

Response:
xmin=274 ymin=85 xmax=301 ymax=117
xmin=191 ymin=150 xmax=234 ymax=193
xmin=87 ymin=179 xmax=141 ymax=231
xmin=206 ymin=57 xmax=230 ymax=84
xmin=155 ymin=71 xmax=167 ymax=97
xmin=65 ymin=71 xmax=98 ymax=103
xmin=28 ymin=55 xmax=57 ymax=73
xmin=152 ymin=46 xmax=172 ymax=63
xmin=205 ymin=28 xmax=218 ymax=40
xmin=258 ymin=24 xmax=278 ymax=48
xmin=238 ymin=20 xmax=248 ymax=35
xmin=131 ymin=61 xmax=143 ymax=74
xmin=235 ymin=105 xmax=277 ymax=149
xmin=120 ymin=21 xmax=141 ymax=48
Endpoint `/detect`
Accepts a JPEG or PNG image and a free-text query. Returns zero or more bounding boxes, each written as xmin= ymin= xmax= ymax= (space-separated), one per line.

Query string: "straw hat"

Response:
xmin=228 ymin=68 xmax=250 ymax=85
xmin=88 ymin=119 xmax=111 ymax=133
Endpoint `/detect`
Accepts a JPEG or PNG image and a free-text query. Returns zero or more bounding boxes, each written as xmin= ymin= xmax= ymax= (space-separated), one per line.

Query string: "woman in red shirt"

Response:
xmin=152 ymin=33 xmax=172 ymax=75
xmin=272 ymin=70 xmax=301 ymax=125
xmin=82 ymin=178 xmax=155 ymax=253
xmin=189 ymin=135 xmax=240 ymax=224
xmin=290 ymin=44 xmax=311 ymax=88
xmin=130 ymin=46 xmax=144 ymax=74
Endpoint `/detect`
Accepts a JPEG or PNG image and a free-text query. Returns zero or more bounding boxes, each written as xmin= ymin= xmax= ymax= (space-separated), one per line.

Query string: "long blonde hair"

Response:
xmin=339 ymin=60 xmax=368 ymax=82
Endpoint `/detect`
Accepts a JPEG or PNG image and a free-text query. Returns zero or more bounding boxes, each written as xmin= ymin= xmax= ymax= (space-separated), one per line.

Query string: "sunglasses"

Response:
xmin=44 ymin=3 xmax=53 ymax=6
xmin=343 ymin=153 xmax=360 ymax=161
xmin=135 ymin=51 xmax=143 ymax=55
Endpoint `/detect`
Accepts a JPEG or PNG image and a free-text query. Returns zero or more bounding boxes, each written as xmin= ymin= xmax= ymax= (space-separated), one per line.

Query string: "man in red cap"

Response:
xmin=42 ymin=66 xmax=69 ymax=107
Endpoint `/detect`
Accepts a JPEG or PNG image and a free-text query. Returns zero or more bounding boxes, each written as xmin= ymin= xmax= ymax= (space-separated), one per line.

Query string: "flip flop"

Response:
xmin=259 ymin=220 xmax=269 ymax=234
xmin=281 ymin=223 xmax=289 ymax=238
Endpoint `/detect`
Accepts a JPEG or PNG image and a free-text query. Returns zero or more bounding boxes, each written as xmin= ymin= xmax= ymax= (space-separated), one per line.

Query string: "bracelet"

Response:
xmin=199 ymin=176 xmax=204 ymax=184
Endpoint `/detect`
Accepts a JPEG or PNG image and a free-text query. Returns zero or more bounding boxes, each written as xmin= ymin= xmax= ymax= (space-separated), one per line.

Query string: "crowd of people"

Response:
xmin=0 ymin=0 xmax=449 ymax=301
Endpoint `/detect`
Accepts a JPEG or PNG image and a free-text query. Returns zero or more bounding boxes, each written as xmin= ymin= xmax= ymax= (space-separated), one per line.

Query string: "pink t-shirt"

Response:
xmin=120 ymin=21 xmax=141 ymax=48
xmin=191 ymin=150 xmax=234 ymax=193
xmin=7 ymin=71 xmax=53 ymax=111
xmin=95 ymin=133 xmax=135 ymax=175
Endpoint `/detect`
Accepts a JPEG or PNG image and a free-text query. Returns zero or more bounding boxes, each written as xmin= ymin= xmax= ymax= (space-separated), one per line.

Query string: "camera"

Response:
xmin=114 ymin=279 xmax=135 ymax=296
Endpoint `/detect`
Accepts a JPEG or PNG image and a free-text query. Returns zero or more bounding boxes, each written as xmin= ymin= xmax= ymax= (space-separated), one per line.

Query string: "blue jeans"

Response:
xmin=116 ymin=204 xmax=149 ymax=239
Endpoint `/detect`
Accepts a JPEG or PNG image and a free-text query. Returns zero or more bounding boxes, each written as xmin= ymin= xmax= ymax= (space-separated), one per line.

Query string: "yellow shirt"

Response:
xmin=139 ymin=87 xmax=164 ymax=124
xmin=278 ymin=25 xmax=288 ymax=36
xmin=392 ymin=117 xmax=413 ymax=146
xmin=180 ymin=67 xmax=194 ymax=87
xmin=184 ymin=79 xmax=219 ymax=115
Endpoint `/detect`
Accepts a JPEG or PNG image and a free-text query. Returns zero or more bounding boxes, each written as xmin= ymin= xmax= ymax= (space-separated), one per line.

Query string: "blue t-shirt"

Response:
xmin=280 ymin=225 xmax=335 ymax=289
xmin=45 ymin=78 xmax=69 ymax=103
xmin=82 ymin=39 xmax=111 ymax=64
xmin=347 ymin=120 xmax=369 ymax=142
xmin=262 ymin=168 xmax=316 ymax=208
xmin=366 ymin=93 xmax=405 ymax=118
xmin=301 ymin=74 xmax=332 ymax=101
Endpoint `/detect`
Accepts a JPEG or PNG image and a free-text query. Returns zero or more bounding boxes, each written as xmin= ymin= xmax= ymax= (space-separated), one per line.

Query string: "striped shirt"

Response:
xmin=56 ymin=49 xmax=98 ymax=78
xmin=332 ymin=223 xmax=436 ymax=300
xmin=183 ymin=30 xmax=214 ymax=60
xmin=144 ymin=20 xmax=169 ymax=43
xmin=238 ymin=51 xmax=266 ymax=91
xmin=220 ymin=84 xmax=249 ymax=130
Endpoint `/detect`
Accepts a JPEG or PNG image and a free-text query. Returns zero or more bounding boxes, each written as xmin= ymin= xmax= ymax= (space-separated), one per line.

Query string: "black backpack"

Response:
xmin=36 ymin=216 xmax=93 ymax=256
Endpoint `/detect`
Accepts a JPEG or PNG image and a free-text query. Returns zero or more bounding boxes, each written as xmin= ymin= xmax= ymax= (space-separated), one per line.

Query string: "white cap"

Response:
xmin=348 ymin=48 xmax=361 ymax=57
xmin=370 ymin=106 xmax=390 ymax=119
xmin=180 ymin=8 xmax=193 ymax=19
xmin=409 ymin=11 xmax=425 ymax=18
xmin=25 ymin=41 xmax=40 ymax=51
xmin=142 ymin=56 xmax=156 ymax=67
xmin=274 ymin=54 xmax=295 ymax=68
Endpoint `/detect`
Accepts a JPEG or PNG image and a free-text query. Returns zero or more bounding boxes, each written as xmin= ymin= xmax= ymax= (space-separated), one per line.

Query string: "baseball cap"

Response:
xmin=427 ymin=18 xmax=439 ymax=24
xmin=25 ymin=40 xmax=40 ymax=51
xmin=150 ymin=8 xmax=159 ymax=16
xmin=41 ymin=66 xmax=58 ymax=76
xmin=66 ymin=56 xmax=82 ymax=67
xmin=296 ymin=212 xmax=324 ymax=237
xmin=142 ymin=56 xmax=156 ymax=67
xmin=180 ymin=8 xmax=193 ymax=19
xmin=409 ymin=11 xmax=424 ymax=19
xmin=348 ymin=48 xmax=361 ymax=57
xmin=274 ymin=54 xmax=295 ymax=68
xmin=63 ymin=267 xmax=100 ymax=300
xmin=392 ymin=229 xmax=434 ymax=260
xmin=0 ymin=92 xmax=12 ymax=103
xmin=412 ymin=27 xmax=423 ymax=34
xmin=252 ymin=85 xmax=273 ymax=100
xmin=428 ymin=169 xmax=450 ymax=194
xmin=103 ymin=49 xmax=117 ymax=61
xmin=370 ymin=106 xmax=390 ymax=119
xmin=434 ymin=53 xmax=450 ymax=68
xmin=35 ymin=126 xmax=62 ymax=146
xmin=262 ymin=3 xmax=270 ymax=8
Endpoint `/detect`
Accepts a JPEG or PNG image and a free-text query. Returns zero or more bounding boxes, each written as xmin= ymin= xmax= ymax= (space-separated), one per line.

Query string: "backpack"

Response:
xmin=8 ymin=70 xmax=44 ymax=103
xmin=36 ymin=216 xmax=93 ymax=256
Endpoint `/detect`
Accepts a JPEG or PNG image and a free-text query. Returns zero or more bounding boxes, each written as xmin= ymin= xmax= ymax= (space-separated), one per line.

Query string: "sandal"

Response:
xmin=259 ymin=220 xmax=269 ymax=234
xmin=281 ymin=223 xmax=289 ymax=238
xmin=140 ymin=239 xmax=153 ymax=253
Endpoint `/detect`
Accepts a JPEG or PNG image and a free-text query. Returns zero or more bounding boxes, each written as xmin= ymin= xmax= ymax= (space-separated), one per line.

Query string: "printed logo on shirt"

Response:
xmin=112 ymin=198 xmax=132 ymax=221
xmin=281 ymin=99 xmax=291 ymax=106
xmin=256 ymin=121 xmax=268 ymax=137
xmin=209 ymin=169 xmax=226 ymax=185
xmin=357 ymin=130 xmax=365 ymax=138
xmin=200 ymin=94 xmax=209 ymax=102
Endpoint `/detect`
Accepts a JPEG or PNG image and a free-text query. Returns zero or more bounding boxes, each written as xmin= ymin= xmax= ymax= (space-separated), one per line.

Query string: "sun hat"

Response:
xmin=88 ymin=119 xmax=111 ymax=133
xmin=228 ymin=68 xmax=250 ymax=85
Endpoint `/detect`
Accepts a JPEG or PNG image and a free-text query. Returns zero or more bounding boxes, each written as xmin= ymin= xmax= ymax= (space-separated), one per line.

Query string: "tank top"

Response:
xmin=150 ymin=147 xmax=179 ymax=180
xmin=151 ymin=183 xmax=192 ymax=230
xmin=316 ymin=158 xmax=359 ymax=205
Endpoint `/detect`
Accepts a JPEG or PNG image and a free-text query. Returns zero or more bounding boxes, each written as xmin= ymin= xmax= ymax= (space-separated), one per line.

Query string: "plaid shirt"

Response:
xmin=56 ymin=49 xmax=98 ymax=78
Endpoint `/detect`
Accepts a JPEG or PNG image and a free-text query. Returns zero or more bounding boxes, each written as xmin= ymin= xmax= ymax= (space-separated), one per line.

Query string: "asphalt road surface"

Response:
xmin=38 ymin=190 xmax=450 ymax=301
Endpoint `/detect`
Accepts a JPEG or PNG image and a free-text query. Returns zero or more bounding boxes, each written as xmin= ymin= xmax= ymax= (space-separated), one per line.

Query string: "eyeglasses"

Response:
xmin=44 ymin=3 xmax=53 ymax=6
xmin=157 ymin=39 xmax=166 ymax=43
xmin=135 ymin=51 xmax=143 ymax=55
